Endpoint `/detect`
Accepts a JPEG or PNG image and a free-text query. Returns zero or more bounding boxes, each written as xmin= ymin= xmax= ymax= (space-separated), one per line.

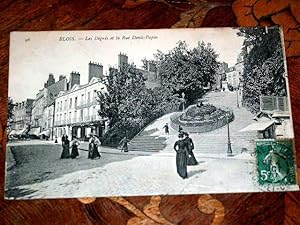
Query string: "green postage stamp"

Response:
xmin=256 ymin=139 xmax=297 ymax=186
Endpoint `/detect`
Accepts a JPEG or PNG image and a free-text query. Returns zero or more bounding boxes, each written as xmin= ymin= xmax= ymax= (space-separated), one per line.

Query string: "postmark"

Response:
xmin=256 ymin=139 xmax=297 ymax=186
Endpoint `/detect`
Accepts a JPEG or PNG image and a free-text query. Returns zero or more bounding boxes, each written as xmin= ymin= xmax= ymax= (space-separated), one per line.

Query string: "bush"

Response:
xmin=101 ymin=100 xmax=181 ymax=147
xmin=184 ymin=104 xmax=217 ymax=119
xmin=178 ymin=104 xmax=234 ymax=127
xmin=101 ymin=121 xmax=141 ymax=147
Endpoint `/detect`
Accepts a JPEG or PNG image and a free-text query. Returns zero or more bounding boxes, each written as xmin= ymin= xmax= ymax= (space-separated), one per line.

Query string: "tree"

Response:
xmin=154 ymin=41 xmax=218 ymax=105
xmin=96 ymin=64 xmax=181 ymax=146
xmin=237 ymin=27 xmax=286 ymax=113
xmin=8 ymin=98 xmax=14 ymax=121
xmin=97 ymin=64 xmax=147 ymax=128
xmin=7 ymin=97 xmax=15 ymax=132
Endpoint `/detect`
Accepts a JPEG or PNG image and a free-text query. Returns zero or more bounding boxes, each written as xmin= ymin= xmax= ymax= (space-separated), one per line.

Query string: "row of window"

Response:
xmin=56 ymin=90 xmax=97 ymax=112
xmin=56 ymin=107 xmax=97 ymax=123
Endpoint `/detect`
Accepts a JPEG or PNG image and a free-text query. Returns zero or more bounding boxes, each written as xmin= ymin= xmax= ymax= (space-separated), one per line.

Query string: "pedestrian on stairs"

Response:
xmin=163 ymin=123 xmax=169 ymax=135
xmin=178 ymin=125 xmax=183 ymax=134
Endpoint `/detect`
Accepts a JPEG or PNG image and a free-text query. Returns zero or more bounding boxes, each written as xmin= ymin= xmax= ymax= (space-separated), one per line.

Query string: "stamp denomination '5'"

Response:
xmin=256 ymin=139 xmax=297 ymax=186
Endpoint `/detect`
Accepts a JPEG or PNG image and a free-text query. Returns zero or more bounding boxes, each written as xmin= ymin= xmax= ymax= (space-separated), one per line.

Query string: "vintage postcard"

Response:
xmin=5 ymin=27 xmax=299 ymax=199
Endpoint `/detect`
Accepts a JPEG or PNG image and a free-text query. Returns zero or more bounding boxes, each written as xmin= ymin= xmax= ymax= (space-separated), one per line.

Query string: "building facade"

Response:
xmin=11 ymin=99 xmax=34 ymax=135
xmin=226 ymin=66 xmax=240 ymax=89
xmin=54 ymin=62 xmax=107 ymax=140
xmin=54 ymin=77 xmax=107 ymax=140
xmin=225 ymin=54 xmax=244 ymax=89
xmin=31 ymin=74 xmax=68 ymax=138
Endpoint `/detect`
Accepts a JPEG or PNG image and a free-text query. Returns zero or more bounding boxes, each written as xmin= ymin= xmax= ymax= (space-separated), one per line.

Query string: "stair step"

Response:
xmin=129 ymin=146 xmax=166 ymax=150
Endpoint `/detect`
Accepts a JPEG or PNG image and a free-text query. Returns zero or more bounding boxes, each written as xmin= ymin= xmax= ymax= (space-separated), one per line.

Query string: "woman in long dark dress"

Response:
xmin=88 ymin=134 xmax=101 ymax=159
xmin=174 ymin=133 xmax=188 ymax=179
xmin=71 ymin=136 xmax=80 ymax=159
xmin=184 ymin=132 xmax=198 ymax=165
xmin=60 ymin=135 xmax=70 ymax=159
xmin=61 ymin=134 xmax=65 ymax=146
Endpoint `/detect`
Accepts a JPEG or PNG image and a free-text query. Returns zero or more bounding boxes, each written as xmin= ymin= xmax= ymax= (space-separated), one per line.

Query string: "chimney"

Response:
xmin=47 ymin=73 xmax=55 ymax=86
xmin=88 ymin=61 xmax=103 ymax=82
xmin=70 ymin=71 xmax=80 ymax=89
xmin=59 ymin=75 xmax=65 ymax=81
xmin=118 ymin=53 xmax=128 ymax=71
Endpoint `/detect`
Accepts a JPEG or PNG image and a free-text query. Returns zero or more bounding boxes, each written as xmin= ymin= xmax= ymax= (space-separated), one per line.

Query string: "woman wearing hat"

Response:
xmin=70 ymin=136 xmax=80 ymax=159
xmin=173 ymin=133 xmax=188 ymax=179
xmin=183 ymin=132 xmax=198 ymax=165
xmin=88 ymin=134 xmax=101 ymax=159
xmin=60 ymin=135 xmax=70 ymax=159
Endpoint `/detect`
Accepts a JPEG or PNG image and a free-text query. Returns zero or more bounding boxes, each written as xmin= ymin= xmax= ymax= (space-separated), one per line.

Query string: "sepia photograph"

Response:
xmin=5 ymin=27 xmax=299 ymax=199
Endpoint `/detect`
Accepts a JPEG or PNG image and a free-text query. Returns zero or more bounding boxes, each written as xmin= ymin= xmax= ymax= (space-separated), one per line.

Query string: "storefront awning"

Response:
xmin=239 ymin=120 xmax=275 ymax=132
xmin=15 ymin=127 xmax=28 ymax=135
xmin=28 ymin=127 xmax=41 ymax=136
xmin=272 ymin=112 xmax=290 ymax=118
xmin=39 ymin=129 xmax=50 ymax=137
xmin=9 ymin=130 xmax=17 ymax=135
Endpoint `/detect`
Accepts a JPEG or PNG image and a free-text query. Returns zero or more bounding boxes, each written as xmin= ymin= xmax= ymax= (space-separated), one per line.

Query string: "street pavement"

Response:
xmin=5 ymin=91 xmax=299 ymax=199
xmin=5 ymin=141 xmax=262 ymax=199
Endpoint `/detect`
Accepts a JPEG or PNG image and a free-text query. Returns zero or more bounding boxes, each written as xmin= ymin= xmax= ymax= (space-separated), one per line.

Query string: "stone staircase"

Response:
xmin=128 ymin=91 xmax=257 ymax=155
xmin=128 ymin=129 xmax=167 ymax=152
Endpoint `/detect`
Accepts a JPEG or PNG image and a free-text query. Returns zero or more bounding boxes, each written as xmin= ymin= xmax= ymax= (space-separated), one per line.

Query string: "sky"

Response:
xmin=9 ymin=28 xmax=245 ymax=102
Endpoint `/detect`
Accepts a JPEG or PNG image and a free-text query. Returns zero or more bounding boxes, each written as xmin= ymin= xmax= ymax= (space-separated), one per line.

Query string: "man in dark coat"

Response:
xmin=184 ymin=132 xmax=198 ymax=165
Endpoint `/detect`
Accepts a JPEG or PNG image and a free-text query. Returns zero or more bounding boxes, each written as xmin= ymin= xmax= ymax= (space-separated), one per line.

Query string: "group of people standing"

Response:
xmin=60 ymin=134 xmax=101 ymax=160
xmin=174 ymin=131 xmax=198 ymax=179
xmin=60 ymin=135 xmax=79 ymax=159
xmin=163 ymin=122 xmax=198 ymax=179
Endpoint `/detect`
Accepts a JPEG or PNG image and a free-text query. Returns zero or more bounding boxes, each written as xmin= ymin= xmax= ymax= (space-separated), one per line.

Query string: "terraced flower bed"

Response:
xmin=170 ymin=104 xmax=234 ymax=133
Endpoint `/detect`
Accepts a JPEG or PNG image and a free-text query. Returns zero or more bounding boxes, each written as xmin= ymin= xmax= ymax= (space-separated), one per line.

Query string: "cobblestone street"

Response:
xmin=6 ymin=141 xmax=262 ymax=199
xmin=5 ymin=91 xmax=298 ymax=199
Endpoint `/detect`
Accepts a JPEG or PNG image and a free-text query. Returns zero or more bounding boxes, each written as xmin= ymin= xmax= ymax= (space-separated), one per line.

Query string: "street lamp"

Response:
xmin=181 ymin=92 xmax=185 ymax=112
xmin=236 ymin=87 xmax=240 ymax=108
xmin=227 ymin=116 xmax=233 ymax=156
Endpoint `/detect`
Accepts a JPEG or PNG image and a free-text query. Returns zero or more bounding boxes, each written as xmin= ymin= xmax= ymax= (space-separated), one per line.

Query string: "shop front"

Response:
xmin=72 ymin=122 xmax=105 ymax=141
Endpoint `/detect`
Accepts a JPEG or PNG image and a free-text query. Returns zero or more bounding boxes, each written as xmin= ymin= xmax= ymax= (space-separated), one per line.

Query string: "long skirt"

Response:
xmin=71 ymin=145 xmax=79 ymax=159
xmin=60 ymin=144 xmax=70 ymax=159
xmin=90 ymin=146 xmax=101 ymax=159
xmin=122 ymin=143 xmax=128 ymax=152
xmin=187 ymin=150 xmax=198 ymax=166
xmin=176 ymin=152 xmax=187 ymax=179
